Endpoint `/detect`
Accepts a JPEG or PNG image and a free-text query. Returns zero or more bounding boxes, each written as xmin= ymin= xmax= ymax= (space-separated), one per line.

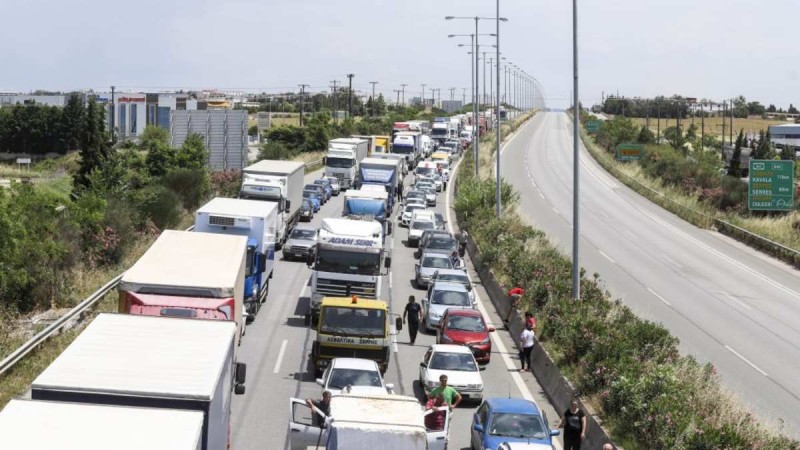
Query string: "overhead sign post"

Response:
xmin=616 ymin=143 xmax=644 ymax=161
xmin=585 ymin=120 xmax=601 ymax=133
xmin=748 ymin=160 xmax=795 ymax=211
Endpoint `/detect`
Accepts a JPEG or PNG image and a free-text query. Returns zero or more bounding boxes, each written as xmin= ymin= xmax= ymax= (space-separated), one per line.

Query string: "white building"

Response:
xmin=769 ymin=124 xmax=800 ymax=150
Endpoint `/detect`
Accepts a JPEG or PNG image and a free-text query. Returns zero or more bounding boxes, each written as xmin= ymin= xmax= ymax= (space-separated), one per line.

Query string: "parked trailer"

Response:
xmin=118 ymin=229 xmax=247 ymax=342
xmin=31 ymin=314 xmax=246 ymax=450
xmin=0 ymin=400 xmax=204 ymax=450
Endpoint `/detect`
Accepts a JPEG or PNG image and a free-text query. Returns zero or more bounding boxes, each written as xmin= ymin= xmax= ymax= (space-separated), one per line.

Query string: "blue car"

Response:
xmin=303 ymin=189 xmax=321 ymax=212
xmin=470 ymin=398 xmax=560 ymax=450
xmin=313 ymin=178 xmax=333 ymax=201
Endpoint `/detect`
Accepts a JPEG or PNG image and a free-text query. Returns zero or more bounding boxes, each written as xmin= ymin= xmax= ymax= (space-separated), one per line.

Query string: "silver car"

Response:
xmin=422 ymin=281 xmax=475 ymax=332
xmin=325 ymin=176 xmax=341 ymax=195
xmin=431 ymin=269 xmax=475 ymax=304
xmin=283 ymin=227 xmax=317 ymax=261
xmin=415 ymin=250 xmax=454 ymax=289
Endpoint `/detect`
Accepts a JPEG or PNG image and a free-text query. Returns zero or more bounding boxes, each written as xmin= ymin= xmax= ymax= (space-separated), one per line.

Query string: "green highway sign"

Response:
xmin=748 ymin=160 xmax=795 ymax=211
xmin=616 ymin=143 xmax=644 ymax=161
xmin=585 ymin=120 xmax=601 ymax=132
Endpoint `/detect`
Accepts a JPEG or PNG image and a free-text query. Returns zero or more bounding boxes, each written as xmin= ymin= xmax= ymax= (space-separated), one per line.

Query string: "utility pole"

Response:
xmin=571 ymin=0 xmax=580 ymax=300
xmin=450 ymin=87 xmax=456 ymax=102
xmin=330 ymin=80 xmax=338 ymax=124
xmin=298 ymin=84 xmax=309 ymax=126
xmin=369 ymin=81 xmax=379 ymax=117
xmin=482 ymin=51 xmax=487 ymax=107
xmin=400 ymin=84 xmax=407 ymax=106
xmin=462 ymin=88 xmax=466 ymax=106
xmin=394 ymin=90 xmax=401 ymax=106
xmin=722 ymin=101 xmax=727 ymax=149
xmin=729 ymin=98 xmax=734 ymax=146
xmin=700 ymin=103 xmax=705 ymax=152
xmin=110 ymin=85 xmax=116 ymax=144
xmin=421 ymin=83 xmax=427 ymax=107
xmin=488 ymin=57 xmax=493 ymax=107
xmin=347 ymin=74 xmax=354 ymax=119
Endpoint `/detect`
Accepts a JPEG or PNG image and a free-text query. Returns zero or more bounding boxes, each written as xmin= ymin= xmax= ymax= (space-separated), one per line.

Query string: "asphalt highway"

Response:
xmin=230 ymin=162 xmax=564 ymax=449
xmin=501 ymin=112 xmax=800 ymax=438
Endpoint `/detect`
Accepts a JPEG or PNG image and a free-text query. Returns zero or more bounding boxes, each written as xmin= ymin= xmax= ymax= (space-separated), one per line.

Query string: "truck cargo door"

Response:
xmin=424 ymin=407 xmax=450 ymax=450
xmin=288 ymin=398 xmax=327 ymax=450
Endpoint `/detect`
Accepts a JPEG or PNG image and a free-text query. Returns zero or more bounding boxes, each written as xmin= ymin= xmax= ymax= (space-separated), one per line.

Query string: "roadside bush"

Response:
xmin=137 ymin=184 xmax=182 ymax=230
xmin=160 ymin=168 xmax=210 ymax=211
xmin=211 ymin=169 xmax=241 ymax=198
xmin=258 ymin=141 xmax=293 ymax=161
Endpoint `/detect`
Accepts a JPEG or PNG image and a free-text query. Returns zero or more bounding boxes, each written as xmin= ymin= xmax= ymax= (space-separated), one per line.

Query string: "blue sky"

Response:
xmin=2 ymin=0 xmax=798 ymax=109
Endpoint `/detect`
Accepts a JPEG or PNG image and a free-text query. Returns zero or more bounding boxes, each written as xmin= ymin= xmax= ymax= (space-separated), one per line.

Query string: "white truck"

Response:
xmin=117 ymin=229 xmax=247 ymax=341
xmin=324 ymin=138 xmax=369 ymax=189
xmin=240 ymin=159 xmax=305 ymax=248
xmin=288 ymin=393 xmax=450 ymax=450
xmin=30 ymin=314 xmax=247 ymax=450
xmin=195 ymin=197 xmax=278 ymax=319
xmin=391 ymin=131 xmax=422 ymax=166
xmin=431 ymin=122 xmax=449 ymax=143
xmin=307 ymin=218 xmax=391 ymax=325
xmin=0 ymin=400 xmax=204 ymax=450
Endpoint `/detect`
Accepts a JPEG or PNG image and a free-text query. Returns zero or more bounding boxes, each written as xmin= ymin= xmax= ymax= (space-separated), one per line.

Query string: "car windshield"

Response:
xmin=446 ymin=315 xmax=484 ymax=332
xmin=437 ymin=273 xmax=469 ymax=285
xmin=408 ymin=192 xmax=426 ymax=200
xmin=328 ymin=368 xmax=382 ymax=390
xmin=291 ymin=229 xmax=316 ymax=240
xmin=412 ymin=221 xmax=434 ymax=230
xmin=303 ymin=191 xmax=318 ymax=199
xmin=406 ymin=204 xmax=424 ymax=213
xmin=319 ymin=306 xmax=386 ymax=337
xmin=428 ymin=352 xmax=477 ymax=371
xmin=316 ymin=249 xmax=381 ymax=276
xmin=427 ymin=237 xmax=456 ymax=250
xmin=423 ymin=256 xmax=452 ymax=269
xmin=488 ymin=413 xmax=548 ymax=439
xmin=326 ymin=157 xmax=354 ymax=168
xmin=314 ymin=180 xmax=329 ymax=187
xmin=432 ymin=290 xmax=470 ymax=306
xmin=302 ymin=200 xmax=313 ymax=209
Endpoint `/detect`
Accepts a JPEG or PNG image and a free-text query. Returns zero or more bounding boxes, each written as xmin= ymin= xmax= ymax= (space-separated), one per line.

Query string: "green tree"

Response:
xmin=596 ymin=116 xmax=639 ymax=151
xmin=74 ymin=97 xmax=110 ymax=192
xmin=637 ymin=126 xmax=655 ymax=144
xmin=685 ymin=123 xmax=698 ymax=142
xmin=728 ymin=129 xmax=744 ymax=177
xmin=664 ymin=126 xmax=685 ymax=150
xmin=61 ymin=93 xmax=86 ymax=151
xmin=789 ymin=104 xmax=799 ymax=115
xmin=175 ymin=133 xmax=206 ymax=169
xmin=138 ymin=125 xmax=169 ymax=149
xmin=248 ymin=125 xmax=258 ymax=136
xmin=145 ymin=140 xmax=176 ymax=177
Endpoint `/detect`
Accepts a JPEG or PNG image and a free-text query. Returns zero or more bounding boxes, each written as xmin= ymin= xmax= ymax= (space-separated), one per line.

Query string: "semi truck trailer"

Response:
xmin=240 ymin=159 xmax=305 ymax=248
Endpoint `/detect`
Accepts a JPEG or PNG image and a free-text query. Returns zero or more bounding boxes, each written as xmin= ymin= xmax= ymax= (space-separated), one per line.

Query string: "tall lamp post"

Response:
xmin=447 ymin=15 xmax=505 ymax=177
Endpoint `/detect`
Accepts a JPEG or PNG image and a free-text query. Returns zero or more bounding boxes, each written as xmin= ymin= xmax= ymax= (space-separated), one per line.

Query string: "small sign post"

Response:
xmin=616 ymin=143 xmax=644 ymax=161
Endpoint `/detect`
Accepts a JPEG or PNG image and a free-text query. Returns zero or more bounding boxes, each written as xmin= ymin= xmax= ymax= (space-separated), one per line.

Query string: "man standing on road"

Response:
xmin=397 ymin=182 xmax=404 ymax=202
xmin=441 ymin=170 xmax=449 ymax=191
xmin=428 ymin=374 xmax=462 ymax=410
xmin=457 ymin=229 xmax=469 ymax=257
xmin=305 ymin=390 xmax=332 ymax=428
xmin=558 ymin=399 xmax=587 ymax=450
xmin=403 ymin=295 xmax=422 ymax=345
xmin=519 ymin=322 xmax=535 ymax=372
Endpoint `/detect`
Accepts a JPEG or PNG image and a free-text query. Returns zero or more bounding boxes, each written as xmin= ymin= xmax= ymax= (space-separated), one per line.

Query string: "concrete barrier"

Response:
xmin=463 ymin=231 xmax=617 ymax=449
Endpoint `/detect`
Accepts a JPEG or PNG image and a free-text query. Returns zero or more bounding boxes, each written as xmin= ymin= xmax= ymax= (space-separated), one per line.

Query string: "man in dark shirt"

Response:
xmin=558 ymin=399 xmax=587 ymax=450
xmin=402 ymin=295 xmax=423 ymax=345
xmin=306 ymin=390 xmax=332 ymax=428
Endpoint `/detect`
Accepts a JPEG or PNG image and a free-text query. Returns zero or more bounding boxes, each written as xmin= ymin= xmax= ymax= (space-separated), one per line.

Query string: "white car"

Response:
xmin=419 ymin=344 xmax=484 ymax=403
xmin=316 ymin=358 xmax=394 ymax=395
xmin=400 ymin=203 xmax=427 ymax=226
xmin=431 ymin=174 xmax=443 ymax=192
xmin=408 ymin=213 xmax=436 ymax=246
xmin=431 ymin=269 xmax=475 ymax=303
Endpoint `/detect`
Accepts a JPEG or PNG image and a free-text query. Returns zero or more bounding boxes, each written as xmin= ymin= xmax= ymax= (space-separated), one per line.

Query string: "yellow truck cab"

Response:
xmin=311 ymin=296 xmax=390 ymax=377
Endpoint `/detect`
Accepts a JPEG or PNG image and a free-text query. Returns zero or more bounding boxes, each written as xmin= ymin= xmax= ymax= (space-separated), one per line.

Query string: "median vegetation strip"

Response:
xmin=453 ymin=121 xmax=798 ymax=449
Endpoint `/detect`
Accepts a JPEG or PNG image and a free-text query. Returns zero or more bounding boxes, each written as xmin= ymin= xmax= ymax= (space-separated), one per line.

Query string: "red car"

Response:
xmin=436 ymin=309 xmax=495 ymax=364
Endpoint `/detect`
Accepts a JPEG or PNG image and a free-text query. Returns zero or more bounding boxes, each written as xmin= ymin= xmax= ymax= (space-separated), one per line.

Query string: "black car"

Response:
xmin=299 ymin=199 xmax=314 ymax=222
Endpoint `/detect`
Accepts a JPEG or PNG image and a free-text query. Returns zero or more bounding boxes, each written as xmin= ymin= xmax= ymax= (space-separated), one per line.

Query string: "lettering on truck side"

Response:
xmin=328 ymin=237 xmax=376 ymax=246
xmin=319 ymin=335 xmax=385 ymax=346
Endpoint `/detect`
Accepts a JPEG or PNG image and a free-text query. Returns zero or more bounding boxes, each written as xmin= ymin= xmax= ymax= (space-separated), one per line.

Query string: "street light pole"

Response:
xmin=495 ymin=1 xmax=502 ymax=217
xmin=571 ymin=0 xmax=581 ymax=300
xmin=369 ymin=81 xmax=378 ymax=117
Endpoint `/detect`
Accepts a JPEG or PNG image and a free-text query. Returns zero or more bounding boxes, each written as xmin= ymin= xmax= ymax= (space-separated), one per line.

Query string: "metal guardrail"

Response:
xmin=0 ymin=159 xmax=327 ymax=377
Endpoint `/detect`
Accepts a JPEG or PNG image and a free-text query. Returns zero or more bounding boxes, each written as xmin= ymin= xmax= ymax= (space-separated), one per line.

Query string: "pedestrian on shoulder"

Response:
xmin=519 ymin=322 xmax=535 ymax=372
xmin=457 ymin=229 xmax=469 ymax=257
xmin=505 ymin=287 xmax=525 ymax=325
xmin=428 ymin=374 xmax=462 ymax=410
xmin=397 ymin=183 xmax=404 ymax=202
xmin=403 ymin=295 xmax=422 ymax=345
xmin=442 ymin=171 xmax=449 ymax=191
xmin=524 ymin=311 xmax=537 ymax=332
xmin=558 ymin=399 xmax=587 ymax=450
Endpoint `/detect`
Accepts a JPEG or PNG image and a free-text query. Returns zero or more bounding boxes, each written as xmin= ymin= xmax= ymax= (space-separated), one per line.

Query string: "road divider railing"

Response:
xmin=0 ymin=159 xmax=324 ymax=378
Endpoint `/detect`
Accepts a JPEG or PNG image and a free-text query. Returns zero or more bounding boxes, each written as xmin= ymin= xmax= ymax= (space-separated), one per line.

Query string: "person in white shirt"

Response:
xmin=519 ymin=322 xmax=535 ymax=372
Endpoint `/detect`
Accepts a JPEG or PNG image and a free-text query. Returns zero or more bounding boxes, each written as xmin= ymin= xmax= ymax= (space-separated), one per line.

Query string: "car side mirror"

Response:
xmin=384 ymin=256 xmax=392 ymax=269
xmin=488 ymin=327 xmax=496 ymax=332
xmin=322 ymin=156 xmax=327 ymax=164
xmin=472 ymin=423 xmax=484 ymax=433
xmin=306 ymin=254 xmax=314 ymax=267
xmin=386 ymin=222 xmax=393 ymax=235
xmin=419 ymin=362 xmax=427 ymax=368
xmin=234 ymin=363 xmax=247 ymax=395
xmin=466 ymin=284 xmax=472 ymax=291
xmin=284 ymin=200 xmax=291 ymax=213
xmin=385 ymin=383 xmax=395 ymax=392
xmin=257 ymin=253 xmax=267 ymax=271
xmin=550 ymin=429 xmax=561 ymax=437
xmin=316 ymin=378 xmax=324 ymax=386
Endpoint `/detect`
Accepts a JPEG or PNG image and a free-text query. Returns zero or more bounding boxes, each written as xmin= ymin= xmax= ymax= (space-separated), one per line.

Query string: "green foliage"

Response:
xmin=160 ymin=168 xmax=209 ymax=211
xmin=73 ymin=98 xmax=110 ymax=192
xmin=175 ymin=133 xmax=206 ymax=169
xmin=595 ymin=116 xmax=639 ymax=151
xmin=137 ymin=184 xmax=182 ymax=229
xmin=258 ymin=141 xmax=293 ymax=161
xmin=145 ymin=140 xmax=177 ymax=177
xmin=727 ymin=129 xmax=744 ymax=177
xmin=663 ymin=126 xmax=685 ymax=150
xmin=637 ymin=126 xmax=655 ymax=144
xmin=210 ymin=169 xmax=242 ymax=198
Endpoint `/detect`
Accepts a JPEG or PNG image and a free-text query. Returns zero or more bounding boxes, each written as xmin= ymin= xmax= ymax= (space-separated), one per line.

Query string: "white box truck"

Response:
xmin=240 ymin=160 xmax=305 ymax=247
xmin=118 ymin=229 xmax=247 ymax=341
xmin=324 ymin=138 xmax=369 ymax=189
xmin=289 ymin=393 xmax=450 ymax=450
xmin=31 ymin=314 xmax=247 ymax=450
xmin=195 ymin=197 xmax=278 ymax=319
xmin=0 ymin=400 xmax=204 ymax=450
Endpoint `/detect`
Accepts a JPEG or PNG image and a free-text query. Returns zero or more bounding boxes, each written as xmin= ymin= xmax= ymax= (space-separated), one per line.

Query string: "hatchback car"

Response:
xmin=302 ymin=189 xmax=321 ymax=212
xmin=471 ymin=398 xmax=560 ymax=450
xmin=324 ymin=176 xmax=341 ymax=195
xmin=408 ymin=216 xmax=436 ymax=247
xmin=406 ymin=190 xmax=427 ymax=204
xmin=400 ymin=203 xmax=427 ymax=227
xmin=422 ymin=281 xmax=474 ymax=332
xmin=299 ymin=198 xmax=314 ymax=222
xmin=437 ymin=309 xmax=494 ymax=364
xmin=431 ymin=269 xmax=475 ymax=303
xmin=313 ymin=178 xmax=333 ymax=200
xmin=283 ymin=227 xmax=317 ymax=261
xmin=415 ymin=251 xmax=454 ymax=289
xmin=304 ymin=184 xmax=326 ymax=204
xmin=316 ymin=357 xmax=394 ymax=396
xmin=303 ymin=189 xmax=322 ymax=212
xmin=419 ymin=344 xmax=484 ymax=403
